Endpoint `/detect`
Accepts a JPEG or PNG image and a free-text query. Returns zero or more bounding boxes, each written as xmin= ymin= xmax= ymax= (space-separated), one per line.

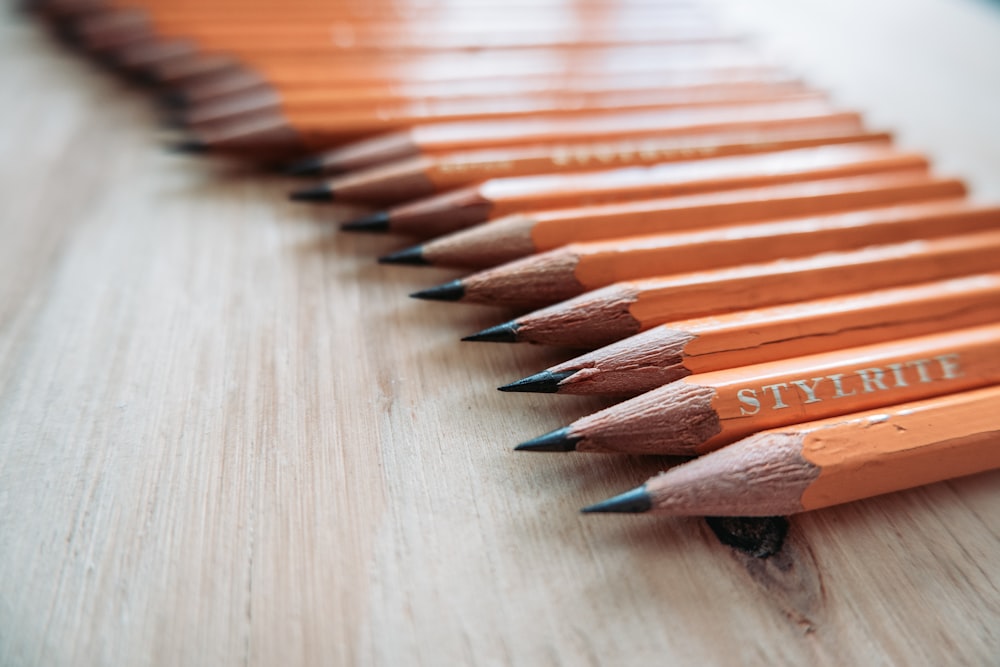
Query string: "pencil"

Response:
xmin=185 ymin=78 xmax=809 ymax=132
xmin=463 ymin=229 xmax=1000 ymax=347
xmin=188 ymin=80 xmax=815 ymax=158
xmin=184 ymin=65 xmax=792 ymax=128
xmin=309 ymin=128 xmax=885 ymax=205
xmin=581 ymin=385 xmax=1000 ymax=516
xmin=269 ymin=97 xmax=838 ymax=170
xmin=370 ymin=143 xmax=926 ymax=244
xmin=115 ymin=29 xmax=752 ymax=85
xmin=500 ymin=272 xmax=1000 ymax=396
xmin=74 ymin=5 xmax=716 ymax=51
xmin=515 ymin=323 xmax=1000 ymax=455
xmin=415 ymin=199 xmax=995 ymax=305
xmin=177 ymin=59 xmax=781 ymax=109
xmin=181 ymin=91 xmax=827 ymax=160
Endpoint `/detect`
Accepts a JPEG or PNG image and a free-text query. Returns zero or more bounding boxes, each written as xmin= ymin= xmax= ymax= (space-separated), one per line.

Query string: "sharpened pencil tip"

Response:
xmin=168 ymin=138 xmax=207 ymax=154
xmin=461 ymin=321 xmax=519 ymax=343
xmin=499 ymin=370 xmax=577 ymax=393
xmin=341 ymin=211 xmax=391 ymax=232
xmin=515 ymin=427 xmax=581 ymax=452
xmin=410 ymin=279 xmax=465 ymax=302
xmin=582 ymin=486 xmax=653 ymax=514
xmin=289 ymin=184 xmax=333 ymax=202
xmin=379 ymin=245 xmax=429 ymax=266
xmin=281 ymin=156 xmax=326 ymax=177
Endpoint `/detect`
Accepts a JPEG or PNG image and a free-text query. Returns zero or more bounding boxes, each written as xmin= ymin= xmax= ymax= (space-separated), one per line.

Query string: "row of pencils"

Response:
xmin=37 ymin=0 xmax=1000 ymax=519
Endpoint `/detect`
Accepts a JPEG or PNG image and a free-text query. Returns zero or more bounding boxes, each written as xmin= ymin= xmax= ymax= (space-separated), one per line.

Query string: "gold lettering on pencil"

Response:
xmin=828 ymin=373 xmax=858 ymax=398
xmin=730 ymin=353 xmax=965 ymax=415
xmin=936 ymin=353 xmax=963 ymax=379
xmin=737 ymin=388 xmax=761 ymax=415
xmin=907 ymin=358 xmax=935 ymax=383
xmin=886 ymin=363 xmax=909 ymax=387
xmin=856 ymin=367 xmax=889 ymax=393
xmin=761 ymin=383 xmax=791 ymax=409
xmin=790 ymin=377 xmax=825 ymax=403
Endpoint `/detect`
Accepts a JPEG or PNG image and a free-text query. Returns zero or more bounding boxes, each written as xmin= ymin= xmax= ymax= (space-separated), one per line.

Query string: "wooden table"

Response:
xmin=2 ymin=0 xmax=999 ymax=663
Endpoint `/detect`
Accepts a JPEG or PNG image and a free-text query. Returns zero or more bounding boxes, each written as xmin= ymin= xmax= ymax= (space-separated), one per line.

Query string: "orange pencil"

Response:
xmin=515 ymin=323 xmax=1000 ymax=455
xmin=297 ymin=119 xmax=876 ymax=204
xmin=499 ymin=272 xmax=1000 ymax=396
xmin=582 ymin=386 xmax=1000 ymax=516
xmin=336 ymin=122 xmax=881 ymax=222
xmin=176 ymin=59 xmax=778 ymax=108
xmin=74 ymin=5 xmax=715 ymax=50
xmin=183 ymin=65 xmax=778 ymax=128
xmin=185 ymin=77 xmax=808 ymax=133
xmin=180 ymin=91 xmax=826 ymax=160
xmin=416 ymin=199 xmax=997 ymax=306
xmin=465 ymin=229 xmax=1000 ymax=348
xmin=283 ymin=97 xmax=835 ymax=170
xmin=355 ymin=140 xmax=911 ymax=234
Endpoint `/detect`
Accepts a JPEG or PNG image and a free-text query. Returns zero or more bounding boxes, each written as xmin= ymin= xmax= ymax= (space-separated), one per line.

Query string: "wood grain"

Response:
xmin=1 ymin=0 xmax=999 ymax=664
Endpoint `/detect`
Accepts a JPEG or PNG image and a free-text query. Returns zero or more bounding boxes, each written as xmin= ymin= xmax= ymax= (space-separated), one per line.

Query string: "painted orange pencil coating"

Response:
xmin=589 ymin=386 xmax=1000 ymax=516
xmin=562 ymin=323 xmax=1000 ymax=456
xmin=510 ymin=229 xmax=1000 ymax=348
xmin=537 ymin=272 xmax=1000 ymax=396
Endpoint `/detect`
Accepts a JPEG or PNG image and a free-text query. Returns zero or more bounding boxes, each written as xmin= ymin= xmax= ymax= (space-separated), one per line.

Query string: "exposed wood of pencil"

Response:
xmin=486 ymin=229 xmax=1000 ymax=348
xmin=584 ymin=386 xmax=1000 ymax=516
xmin=506 ymin=272 xmax=1000 ymax=396
xmin=348 ymin=120 xmax=875 ymax=224
xmin=517 ymin=324 xmax=1000 ymax=456
xmin=298 ymin=98 xmax=839 ymax=171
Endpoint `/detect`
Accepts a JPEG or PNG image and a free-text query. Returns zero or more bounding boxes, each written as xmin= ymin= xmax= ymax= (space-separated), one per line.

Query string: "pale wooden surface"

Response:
xmin=1 ymin=0 xmax=999 ymax=664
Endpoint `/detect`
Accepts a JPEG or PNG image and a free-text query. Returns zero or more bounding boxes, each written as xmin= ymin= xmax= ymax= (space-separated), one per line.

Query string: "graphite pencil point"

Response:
xmin=378 ymin=245 xmax=429 ymax=266
xmin=498 ymin=370 xmax=577 ymax=393
xmin=341 ymin=211 xmax=391 ymax=232
xmin=282 ymin=156 xmax=325 ymax=177
xmin=169 ymin=138 xmax=207 ymax=154
xmin=410 ymin=279 xmax=465 ymax=302
xmin=289 ymin=184 xmax=333 ymax=202
xmin=582 ymin=487 xmax=653 ymax=514
xmin=515 ymin=427 xmax=581 ymax=452
xmin=461 ymin=321 xmax=520 ymax=343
